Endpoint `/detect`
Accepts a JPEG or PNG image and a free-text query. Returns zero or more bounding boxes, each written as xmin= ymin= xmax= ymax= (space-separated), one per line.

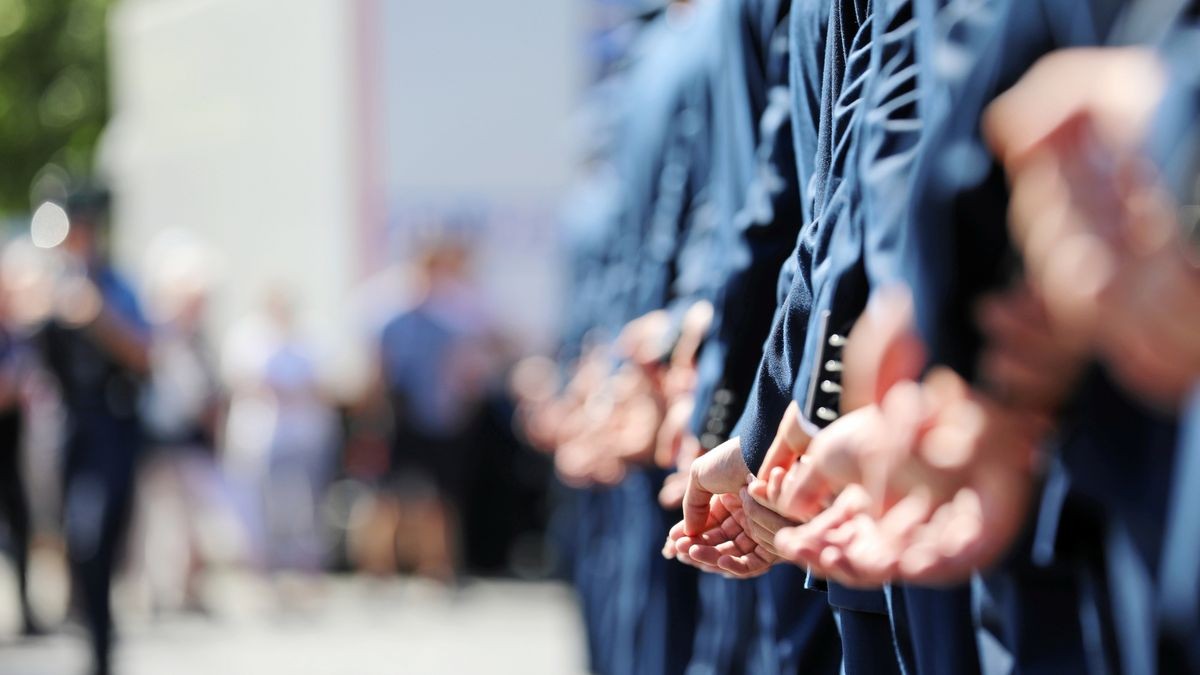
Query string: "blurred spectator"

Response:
xmin=221 ymin=287 xmax=337 ymax=574
xmin=33 ymin=186 xmax=150 ymax=675
xmin=375 ymin=238 xmax=495 ymax=582
xmin=132 ymin=235 xmax=230 ymax=613
xmin=0 ymin=242 xmax=42 ymax=636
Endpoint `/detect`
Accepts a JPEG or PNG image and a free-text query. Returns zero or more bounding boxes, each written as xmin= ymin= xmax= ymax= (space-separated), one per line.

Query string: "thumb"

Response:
xmin=757 ymin=401 xmax=811 ymax=479
xmin=672 ymin=301 xmax=714 ymax=369
xmin=843 ymin=285 xmax=926 ymax=411
xmin=683 ymin=437 xmax=748 ymax=535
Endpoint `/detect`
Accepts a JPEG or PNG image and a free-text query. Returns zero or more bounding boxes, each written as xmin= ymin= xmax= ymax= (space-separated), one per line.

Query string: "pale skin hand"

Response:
xmin=657 ymin=415 xmax=701 ymax=509
xmin=669 ymin=403 xmax=812 ymax=577
xmin=607 ymin=363 xmax=665 ymax=465
xmin=752 ymin=286 xmax=927 ymax=531
xmin=671 ymin=374 xmax=894 ymax=578
xmin=986 ymin=47 xmax=1200 ymax=407
xmin=510 ymin=355 xmax=566 ymax=453
xmin=604 ymin=308 xmax=694 ymax=467
xmin=975 ymin=284 xmax=1086 ymax=413
xmin=764 ymin=285 xmax=1049 ymax=587
xmin=803 ymin=371 xmax=1040 ymax=587
xmin=1100 ymin=238 xmax=1200 ymax=407
xmin=663 ymin=494 xmax=778 ymax=578
xmin=716 ymin=288 xmax=924 ymax=582
xmin=656 ymin=301 xmax=714 ymax=507
xmin=680 ymin=437 xmax=753 ymax=536
xmin=771 ymin=370 xmax=1042 ymax=587
xmin=663 ymin=437 xmax=764 ymax=577
xmin=984 ymin=48 xmax=1164 ymax=345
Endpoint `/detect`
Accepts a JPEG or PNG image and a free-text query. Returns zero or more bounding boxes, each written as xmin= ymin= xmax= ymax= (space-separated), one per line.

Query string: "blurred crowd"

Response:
xmin=0 ymin=188 xmax=554 ymax=675
xmin=5 ymin=1 xmax=1200 ymax=674
xmin=512 ymin=1 xmax=1200 ymax=674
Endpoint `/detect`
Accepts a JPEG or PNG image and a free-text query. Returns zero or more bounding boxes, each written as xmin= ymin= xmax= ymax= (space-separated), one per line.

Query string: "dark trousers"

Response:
xmin=688 ymin=575 xmax=757 ymax=675
xmin=834 ymin=604 xmax=903 ymax=675
xmin=62 ymin=424 xmax=138 ymax=675
xmin=612 ymin=469 xmax=698 ymax=675
xmin=756 ymin=566 xmax=841 ymax=675
xmin=0 ymin=409 xmax=34 ymax=628
xmin=889 ymin=584 xmax=982 ymax=675
xmin=574 ymin=487 xmax=620 ymax=674
xmin=976 ymin=561 xmax=1090 ymax=674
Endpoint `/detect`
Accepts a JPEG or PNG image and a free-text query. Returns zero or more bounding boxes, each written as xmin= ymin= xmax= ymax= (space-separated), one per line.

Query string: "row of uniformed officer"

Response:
xmin=514 ymin=0 xmax=1200 ymax=672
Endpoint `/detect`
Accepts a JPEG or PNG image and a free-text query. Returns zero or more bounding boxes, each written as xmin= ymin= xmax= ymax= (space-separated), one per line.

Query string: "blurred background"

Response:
xmin=0 ymin=0 xmax=637 ymax=672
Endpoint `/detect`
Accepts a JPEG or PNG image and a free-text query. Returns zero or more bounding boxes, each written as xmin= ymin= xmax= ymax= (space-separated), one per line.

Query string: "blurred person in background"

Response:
xmin=133 ymin=234 xmax=228 ymax=614
xmin=375 ymin=236 xmax=495 ymax=584
xmin=221 ymin=287 xmax=338 ymax=576
xmin=0 ymin=239 xmax=43 ymax=637
xmin=33 ymin=186 xmax=150 ymax=675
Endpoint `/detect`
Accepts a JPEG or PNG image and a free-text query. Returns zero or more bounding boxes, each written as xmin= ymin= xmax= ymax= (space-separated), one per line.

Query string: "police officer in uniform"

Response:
xmin=36 ymin=187 xmax=150 ymax=675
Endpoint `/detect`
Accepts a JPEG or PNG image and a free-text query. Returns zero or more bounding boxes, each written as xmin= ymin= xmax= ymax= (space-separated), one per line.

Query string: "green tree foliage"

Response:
xmin=0 ymin=0 xmax=111 ymax=217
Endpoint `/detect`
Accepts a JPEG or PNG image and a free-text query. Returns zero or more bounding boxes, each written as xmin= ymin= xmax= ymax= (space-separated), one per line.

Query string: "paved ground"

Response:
xmin=0 ymin=572 xmax=588 ymax=675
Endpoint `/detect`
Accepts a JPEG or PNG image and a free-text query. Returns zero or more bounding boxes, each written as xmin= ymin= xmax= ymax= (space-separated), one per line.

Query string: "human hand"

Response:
xmin=664 ymin=491 xmax=779 ymax=578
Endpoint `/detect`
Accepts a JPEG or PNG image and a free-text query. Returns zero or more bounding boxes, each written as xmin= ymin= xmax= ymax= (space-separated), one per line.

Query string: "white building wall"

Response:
xmin=104 ymin=0 xmax=363 ymax=393
xmin=102 ymin=0 xmax=582 ymax=393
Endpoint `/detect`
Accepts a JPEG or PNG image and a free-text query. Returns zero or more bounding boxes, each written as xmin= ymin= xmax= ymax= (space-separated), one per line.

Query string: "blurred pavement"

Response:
xmin=0 ymin=567 xmax=587 ymax=675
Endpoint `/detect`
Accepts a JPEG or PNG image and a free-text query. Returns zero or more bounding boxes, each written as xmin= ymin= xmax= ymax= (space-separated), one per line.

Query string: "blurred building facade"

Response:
xmin=102 ymin=0 xmax=585 ymax=397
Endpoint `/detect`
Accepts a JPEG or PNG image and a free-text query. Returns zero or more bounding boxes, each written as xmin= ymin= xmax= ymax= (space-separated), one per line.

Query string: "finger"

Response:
xmin=897 ymin=500 xmax=972 ymax=584
xmin=979 ymin=346 xmax=1074 ymax=411
xmin=774 ymin=486 xmax=871 ymax=563
xmin=758 ymin=402 xmax=808 ymax=478
xmin=877 ymin=488 xmax=937 ymax=550
xmin=717 ymin=550 xmax=774 ymax=578
xmin=683 ymin=471 xmax=716 ymax=536
xmin=743 ymin=515 xmax=782 ymax=556
xmin=773 ymin=524 xmax=822 ymax=568
xmin=689 ymin=537 xmax=755 ymax=575
xmin=686 ymin=545 xmax=736 ymax=574
xmin=775 ymin=457 xmax=834 ymax=522
xmin=747 ymin=476 xmax=770 ymax=504
xmin=659 ymin=471 xmax=687 ymax=510
xmin=814 ymin=544 xmax=859 ymax=586
xmin=976 ymin=289 xmax=1065 ymax=360
xmin=1007 ymin=152 xmax=1069 ymax=253
xmin=685 ymin=438 xmax=751 ymax=535
xmin=740 ymin=487 xmax=794 ymax=536
xmin=654 ymin=413 xmax=683 ymax=470
xmin=714 ymin=532 xmax=777 ymax=575
xmin=678 ymin=499 xmax=735 ymax=559
xmin=846 ymin=490 xmax=936 ymax=579
xmin=767 ymin=466 xmax=787 ymax=505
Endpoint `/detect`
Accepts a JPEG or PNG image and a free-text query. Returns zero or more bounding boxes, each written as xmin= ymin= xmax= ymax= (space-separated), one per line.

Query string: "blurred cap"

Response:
xmin=65 ymin=184 xmax=112 ymax=224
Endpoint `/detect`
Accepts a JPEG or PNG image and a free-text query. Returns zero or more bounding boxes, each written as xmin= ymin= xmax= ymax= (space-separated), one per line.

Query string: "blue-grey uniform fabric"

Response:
xmin=558 ymin=164 xmax=624 ymax=369
xmin=900 ymin=2 xmax=1190 ymax=674
xmin=844 ymin=1 xmax=986 ymax=673
xmin=786 ymin=0 xmax=900 ymax=651
xmin=672 ymin=2 xmax=843 ymax=674
xmin=679 ymin=2 xmax=791 ymax=673
xmin=731 ymin=0 xmax=875 ymax=474
xmin=1161 ymin=388 xmax=1200 ymax=672
xmin=609 ymin=5 xmax=715 ymax=326
xmin=554 ymin=160 xmax=625 ymax=674
xmin=724 ymin=1 xmax=911 ymax=673
xmin=901 ymin=3 xmax=1093 ymax=675
xmin=1154 ymin=18 xmax=1200 ymax=669
xmin=605 ymin=5 xmax=733 ymax=673
xmin=690 ymin=0 xmax=795 ymax=451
